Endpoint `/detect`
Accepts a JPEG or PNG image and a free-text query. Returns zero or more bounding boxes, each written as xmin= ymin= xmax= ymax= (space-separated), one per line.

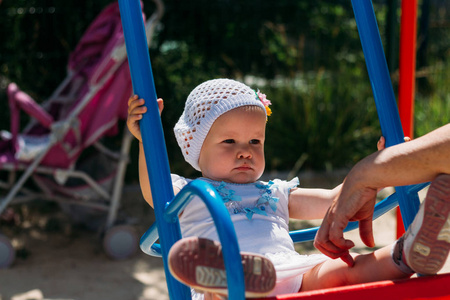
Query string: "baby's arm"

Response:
xmin=127 ymin=95 xmax=165 ymax=207
xmin=288 ymin=185 xmax=341 ymax=220
xmin=289 ymin=136 xmax=390 ymax=219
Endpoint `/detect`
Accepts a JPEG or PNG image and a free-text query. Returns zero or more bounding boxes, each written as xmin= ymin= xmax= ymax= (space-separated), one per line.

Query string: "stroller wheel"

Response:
xmin=102 ymin=225 xmax=138 ymax=260
xmin=0 ymin=234 xmax=15 ymax=269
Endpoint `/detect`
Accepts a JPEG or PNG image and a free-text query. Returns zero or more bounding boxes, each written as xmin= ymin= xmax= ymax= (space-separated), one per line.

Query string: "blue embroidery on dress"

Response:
xmin=256 ymin=181 xmax=279 ymax=212
xmin=216 ymin=182 xmax=242 ymax=203
xmin=213 ymin=181 xmax=280 ymax=220
xmin=244 ymin=207 xmax=267 ymax=220
xmin=257 ymin=191 xmax=279 ymax=212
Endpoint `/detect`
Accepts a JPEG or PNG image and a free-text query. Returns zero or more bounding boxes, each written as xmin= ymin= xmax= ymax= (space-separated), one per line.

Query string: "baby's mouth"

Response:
xmin=235 ymin=165 xmax=252 ymax=171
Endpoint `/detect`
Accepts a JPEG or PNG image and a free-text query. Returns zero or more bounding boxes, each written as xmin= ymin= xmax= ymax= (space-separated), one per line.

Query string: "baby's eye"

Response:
xmin=223 ymin=139 xmax=235 ymax=144
xmin=249 ymin=139 xmax=260 ymax=145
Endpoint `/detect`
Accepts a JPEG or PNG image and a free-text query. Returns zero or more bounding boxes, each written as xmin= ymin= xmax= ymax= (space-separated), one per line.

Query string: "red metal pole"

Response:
xmin=397 ymin=0 xmax=417 ymax=238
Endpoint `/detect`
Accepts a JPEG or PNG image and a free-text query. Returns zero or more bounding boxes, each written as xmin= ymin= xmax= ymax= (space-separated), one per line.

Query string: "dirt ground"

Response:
xmin=1 ymin=173 xmax=449 ymax=300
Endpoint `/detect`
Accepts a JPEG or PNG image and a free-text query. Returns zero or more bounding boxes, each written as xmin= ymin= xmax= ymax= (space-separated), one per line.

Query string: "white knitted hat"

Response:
xmin=174 ymin=78 xmax=267 ymax=171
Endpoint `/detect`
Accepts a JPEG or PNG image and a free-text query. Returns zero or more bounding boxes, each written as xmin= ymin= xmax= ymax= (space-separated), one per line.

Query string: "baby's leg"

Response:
xmin=301 ymin=245 xmax=411 ymax=291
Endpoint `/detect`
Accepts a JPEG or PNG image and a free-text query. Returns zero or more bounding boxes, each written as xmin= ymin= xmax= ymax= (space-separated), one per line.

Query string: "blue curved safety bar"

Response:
xmin=139 ymin=180 xmax=246 ymax=299
xmin=140 ymin=223 xmax=161 ymax=256
xmin=139 ymin=181 xmax=429 ymax=254
xmin=171 ymin=180 xmax=246 ymax=299
xmin=141 ymin=192 xmax=399 ymax=254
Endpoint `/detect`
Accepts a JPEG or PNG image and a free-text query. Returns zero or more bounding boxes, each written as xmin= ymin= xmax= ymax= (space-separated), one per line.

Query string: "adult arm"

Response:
xmin=314 ymin=123 xmax=450 ymax=266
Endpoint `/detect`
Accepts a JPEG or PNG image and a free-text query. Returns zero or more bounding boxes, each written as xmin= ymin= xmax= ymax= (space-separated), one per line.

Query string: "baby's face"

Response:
xmin=198 ymin=106 xmax=266 ymax=184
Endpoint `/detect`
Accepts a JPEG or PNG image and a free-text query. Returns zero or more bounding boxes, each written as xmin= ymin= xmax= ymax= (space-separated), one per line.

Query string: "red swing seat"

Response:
xmin=260 ymin=273 xmax=450 ymax=300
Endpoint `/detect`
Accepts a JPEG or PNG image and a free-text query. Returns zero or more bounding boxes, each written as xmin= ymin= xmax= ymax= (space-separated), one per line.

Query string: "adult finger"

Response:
xmin=339 ymin=252 xmax=354 ymax=267
xmin=315 ymin=226 xmax=348 ymax=255
xmin=315 ymin=219 xmax=354 ymax=256
xmin=314 ymin=239 xmax=348 ymax=259
xmin=358 ymin=218 xmax=375 ymax=248
xmin=316 ymin=220 xmax=355 ymax=267
xmin=314 ymin=239 xmax=355 ymax=267
xmin=325 ymin=209 xmax=356 ymax=250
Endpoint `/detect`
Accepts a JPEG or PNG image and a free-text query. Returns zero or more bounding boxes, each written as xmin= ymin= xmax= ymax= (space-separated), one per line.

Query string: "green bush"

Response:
xmin=263 ymin=69 xmax=380 ymax=172
xmin=415 ymin=60 xmax=450 ymax=137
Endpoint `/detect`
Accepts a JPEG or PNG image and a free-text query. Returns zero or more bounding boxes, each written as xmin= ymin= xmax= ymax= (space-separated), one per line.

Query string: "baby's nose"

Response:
xmin=237 ymin=148 xmax=252 ymax=159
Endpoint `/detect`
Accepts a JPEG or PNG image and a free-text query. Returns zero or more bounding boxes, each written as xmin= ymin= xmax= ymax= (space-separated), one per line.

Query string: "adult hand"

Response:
xmin=315 ymin=124 xmax=450 ymax=266
xmin=314 ymin=176 xmax=378 ymax=267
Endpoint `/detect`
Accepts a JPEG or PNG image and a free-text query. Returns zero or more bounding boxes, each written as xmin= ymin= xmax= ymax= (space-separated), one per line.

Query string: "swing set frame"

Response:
xmin=118 ymin=0 xmax=449 ymax=299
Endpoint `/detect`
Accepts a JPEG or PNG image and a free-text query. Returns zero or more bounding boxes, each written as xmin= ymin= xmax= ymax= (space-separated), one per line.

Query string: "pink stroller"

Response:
xmin=0 ymin=0 xmax=164 ymax=268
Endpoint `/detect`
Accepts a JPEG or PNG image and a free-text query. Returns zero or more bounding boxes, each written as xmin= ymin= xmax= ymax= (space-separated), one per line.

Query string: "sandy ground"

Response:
xmin=0 ymin=173 xmax=449 ymax=300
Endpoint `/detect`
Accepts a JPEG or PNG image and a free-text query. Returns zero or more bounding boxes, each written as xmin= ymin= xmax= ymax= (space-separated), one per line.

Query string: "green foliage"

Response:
xmin=150 ymin=0 xmax=385 ymax=173
xmin=263 ymin=67 xmax=380 ymax=171
xmin=415 ymin=60 xmax=450 ymax=137
xmin=158 ymin=0 xmax=365 ymax=77
xmin=0 ymin=0 xmax=113 ymax=97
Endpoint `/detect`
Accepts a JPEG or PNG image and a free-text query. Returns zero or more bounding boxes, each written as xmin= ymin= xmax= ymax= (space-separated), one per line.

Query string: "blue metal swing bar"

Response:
xmin=118 ymin=0 xmax=424 ymax=299
xmin=350 ymin=0 xmax=421 ymax=228
xmin=118 ymin=1 xmax=244 ymax=299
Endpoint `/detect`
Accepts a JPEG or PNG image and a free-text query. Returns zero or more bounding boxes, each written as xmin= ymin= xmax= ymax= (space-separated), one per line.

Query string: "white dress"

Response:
xmin=172 ymin=175 xmax=329 ymax=297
